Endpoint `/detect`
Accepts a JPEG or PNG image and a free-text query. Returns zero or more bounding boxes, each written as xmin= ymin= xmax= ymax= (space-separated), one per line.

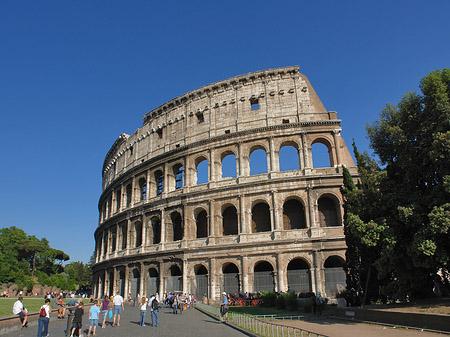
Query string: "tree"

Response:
xmin=364 ymin=69 xmax=450 ymax=299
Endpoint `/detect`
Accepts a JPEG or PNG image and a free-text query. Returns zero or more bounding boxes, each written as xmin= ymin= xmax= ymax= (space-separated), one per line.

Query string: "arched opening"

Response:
xmin=311 ymin=140 xmax=332 ymax=168
xmin=318 ymin=196 xmax=340 ymax=227
xmin=192 ymin=265 xmax=209 ymax=300
xmin=103 ymin=232 xmax=108 ymax=255
xmin=174 ymin=164 xmax=184 ymax=189
xmin=196 ymin=210 xmax=208 ymax=238
xmin=154 ymin=170 xmax=164 ymax=195
xmin=221 ymin=153 xmax=237 ymax=178
xmin=110 ymin=227 xmax=117 ymax=252
xmin=139 ymin=178 xmax=146 ymax=201
xmin=283 ymin=199 xmax=307 ymax=230
xmin=109 ymin=271 xmax=114 ymax=297
xmin=147 ymin=268 xmax=159 ymax=295
xmin=196 ymin=158 xmax=208 ymax=185
xmin=251 ymin=202 xmax=271 ymax=233
xmin=151 ymin=216 xmax=161 ymax=244
xmin=279 ymin=145 xmax=300 ymax=172
xmin=324 ymin=256 xmax=346 ymax=297
xmin=134 ymin=221 xmax=142 ymax=247
xmin=171 ymin=211 xmax=183 ymax=241
xmin=253 ymin=261 xmax=275 ymax=292
xmin=222 ymin=205 xmax=238 ymax=236
xmin=119 ymin=270 xmax=125 ymax=297
xmin=130 ymin=268 xmax=140 ymax=299
xmin=126 ymin=184 xmax=132 ymax=207
xmin=121 ymin=223 xmax=127 ymax=250
xmin=222 ymin=263 xmax=240 ymax=295
xmin=287 ymin=259 xmax=311 ymax=294
xmin=166 ymin=265 xmax=182 ymax=292
xmin=250 ymin=148 xmax=268 ymax=175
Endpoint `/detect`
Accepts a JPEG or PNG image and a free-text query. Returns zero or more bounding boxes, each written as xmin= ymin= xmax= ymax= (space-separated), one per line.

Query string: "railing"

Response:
xmin=195 ymin=303 xmax=328 ymax=337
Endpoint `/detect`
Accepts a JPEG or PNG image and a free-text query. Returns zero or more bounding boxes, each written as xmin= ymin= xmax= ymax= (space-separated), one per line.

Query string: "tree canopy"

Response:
xmin=0 ymin=226 xmax=91 ymax=291
xmin=343 ymin=69 xmax=450 ymax=302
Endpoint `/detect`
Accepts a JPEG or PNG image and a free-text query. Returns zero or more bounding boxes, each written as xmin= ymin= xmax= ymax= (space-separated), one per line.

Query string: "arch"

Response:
xmin=118 ymin=270 xmax=125 ymax=297
xmin=283 ymin=199 xmax=307 ymax=230
xmin=192 ymin=264 xmax=208 ymax=299
xmin=170 ymin=211 xmax=183 ymax=241
xmin=311 ymin=138 xmax=333 ymax=168
xmin=130 ymin=268 xmax=140 ymax=299
xmin=287 ymin=258 xmax=311 ymax=294
xmin=173 ymin=163 xmax=184 ymax=189
xmin=196 ymin=157 xmax=208 ymax=185
xmin=126 ymin=184 xmax=132 ymax=207
xmin=250 ymin=147 xmax=268 ymax=175
xmin=110 ymin=227 xmax=117 ymax=252
xmin=151 ymin=216 xmax=161 ymax=244
xmin=221 ymin=151 xmax=237 ymax=178
xmin=221 ymin=262 xmax=240 ymax=295
xmin=251 ymin=202 xmax=271 ymax=233
xmin=134 ymin=221 xmax=142 ymax=247
xmin=324 ymin=256 xmax=346 ymax=297
xmin=139 ymin=178 xmax=146 ymax=200
xmin=154 ymin=170 xmax=164 ymax=195
xmin=253 ymin=261 xmax=275 ymax=292
xmin=166 ymin=264 xmax=182 ymax=292
xmin=195 ymin=209 xmax=208 ymax=238
xmin=147 ymin=267 xmax=159 ymax=295
xmin=279 ymin=144 xmax=300 ymax=172
xmin=222 ymin=205 xmax=238 ymax=236
xmin=318 ymin=195 xmax=340 ymax=227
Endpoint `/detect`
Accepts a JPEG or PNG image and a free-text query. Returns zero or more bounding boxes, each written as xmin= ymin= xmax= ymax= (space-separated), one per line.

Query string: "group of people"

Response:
xmin=138 ymin=293 xmax=161 ymax=327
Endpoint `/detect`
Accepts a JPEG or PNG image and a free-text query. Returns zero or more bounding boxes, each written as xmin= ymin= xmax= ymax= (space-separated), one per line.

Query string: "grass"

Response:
xmin=0 ymin=297 xmax=80 ymax=317
xmin=228 ymin=305 xmax=333 ymax=317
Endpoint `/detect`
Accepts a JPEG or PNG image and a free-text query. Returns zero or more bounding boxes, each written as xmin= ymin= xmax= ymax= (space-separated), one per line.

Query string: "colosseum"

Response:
xmin=92 ymin=66 xmax=358 ymax=303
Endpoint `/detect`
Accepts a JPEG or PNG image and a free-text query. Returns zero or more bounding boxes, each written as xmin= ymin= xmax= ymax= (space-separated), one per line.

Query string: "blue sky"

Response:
xmin=1 ymin=0 xmax=449 ymax=263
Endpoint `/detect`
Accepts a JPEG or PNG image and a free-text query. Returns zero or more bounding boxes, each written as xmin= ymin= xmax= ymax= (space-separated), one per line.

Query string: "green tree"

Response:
xmin=366 ymin=69 xmax=450 ymax=299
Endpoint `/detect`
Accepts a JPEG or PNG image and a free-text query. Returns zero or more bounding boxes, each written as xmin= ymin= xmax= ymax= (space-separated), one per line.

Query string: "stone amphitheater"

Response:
xmin=92 ymin=66 xmax=358 ymax=303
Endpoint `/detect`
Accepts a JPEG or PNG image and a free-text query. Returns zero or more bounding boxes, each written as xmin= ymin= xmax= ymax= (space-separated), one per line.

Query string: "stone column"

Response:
xmin=142 ymin=214 xmax=148 ymax=247
xmin=307 ymin=187 xmax=317 ymax=228
xmin=300 ymin=132 xmax=311 ymax=173
xmin=209 ymin=258 xmax=216 ymax=302
xmin=124 ymin=266 xmax=130 ymax=298
xmin=159 ymin=262 xmax=165 ymax=297
xmin=209 ymin=148 xmax=215 ymax=182
xmin=311 ymin=251 xmax=319 ymax=294
xmin=241 ymin=255 xmax=249 ymax=293
xmin=271 ymin=190 xmax=281 ymax=231
xmin=131 ymin=176 xmax=136 ymax=206
xmin=332 ymin=129 xmax=342 ymax=167
xmin=139 ymin=263 xmax=144 ymax=297
xmin=269 ymin=136 xmax=278 ymax=173
xmin=276 ymin=254 xmax=286 ymax=293
xmin=182 ymin=259 xmax=188 ymax=294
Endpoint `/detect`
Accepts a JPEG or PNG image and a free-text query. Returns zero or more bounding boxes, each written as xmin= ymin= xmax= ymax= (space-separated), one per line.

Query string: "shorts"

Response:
xmin=72 ymin=322 xmax=82 ymax=329
xmin=89 ymin=319 xmax=98 ymax=326
xmin=17 ymin=312 xmax=26 ymax=319
xmin=113 ymin=305 xmax=122 ymax=315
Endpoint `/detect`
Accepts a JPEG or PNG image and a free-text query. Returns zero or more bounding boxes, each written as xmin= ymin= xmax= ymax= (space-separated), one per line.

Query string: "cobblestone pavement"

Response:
xmin=5 ymin=304 xmax=247 ymax=337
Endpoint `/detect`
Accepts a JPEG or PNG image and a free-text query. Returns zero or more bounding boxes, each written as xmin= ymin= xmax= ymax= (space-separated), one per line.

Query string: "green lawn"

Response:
xmin=0 ymin=297 xmax=76 ymax=317
xmin=229 ymin=305 xmax=334 ymax=317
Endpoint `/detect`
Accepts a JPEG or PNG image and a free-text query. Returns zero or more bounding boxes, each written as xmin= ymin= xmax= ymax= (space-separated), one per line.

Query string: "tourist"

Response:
xmin=70 ymin=301 xmax=84 ymax=337
xmin=315 ymin=292 xmax=324 ymax=315
xmin=87 ymin=300 xmax=100 ymax=336
xmin=100 ymin=295 xmax=109 ymax=328
xmin=220 ymin=292 xmax=228 ymax=322
xmin=149 ymin=293 xmax=160 ymax=327
xmin=12 ymin=296 xmax=28 ymax=328
xmin=37 ymin=298 xmax=50 ymax=337
xmin=139 ymin=296 xmax=148 ymax=326
xmin=58 ymin=294 xmax=66 ymax=319
xmin=112 ymin=291 xmax=124 ymax=327
xmin=172 ymin=294 xmax=178 ymax=314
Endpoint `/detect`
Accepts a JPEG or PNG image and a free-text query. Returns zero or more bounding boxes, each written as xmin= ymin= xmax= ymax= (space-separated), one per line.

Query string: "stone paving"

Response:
xmin=5 ymin=304 xmax=247 ymax=337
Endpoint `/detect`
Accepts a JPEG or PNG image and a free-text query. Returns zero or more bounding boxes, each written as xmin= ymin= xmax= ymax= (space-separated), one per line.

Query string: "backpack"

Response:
xmin=39 ymin=306 xmax=47 ymax=317
xmin=151 ymin=298 xmax=159 ymax=310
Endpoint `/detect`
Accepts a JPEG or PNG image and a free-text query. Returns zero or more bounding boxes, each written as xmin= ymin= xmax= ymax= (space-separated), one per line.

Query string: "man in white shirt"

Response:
xmin=12 ymin=297 xmax=28 ymax=328
xmin=112 ymin=292 xmax=124 ymax=327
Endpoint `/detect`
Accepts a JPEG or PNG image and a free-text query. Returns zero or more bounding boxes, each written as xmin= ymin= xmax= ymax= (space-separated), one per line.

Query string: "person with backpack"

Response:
xmin=70 ymin=301 xmax=84 ymax=337
xmin=149 ymin=293 xmax=160 ymax=327
xmin=37 ymin=298 xmax=50 ymax=337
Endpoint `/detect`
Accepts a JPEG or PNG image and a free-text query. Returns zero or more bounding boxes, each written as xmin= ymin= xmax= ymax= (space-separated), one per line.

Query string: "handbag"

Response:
xmin=109 ymin=309 xmax=113 ymax=319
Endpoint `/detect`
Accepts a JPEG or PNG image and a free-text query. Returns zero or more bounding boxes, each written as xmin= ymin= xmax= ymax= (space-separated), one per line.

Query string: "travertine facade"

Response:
xmin=92 ymin=66 xmax=357 ymax=302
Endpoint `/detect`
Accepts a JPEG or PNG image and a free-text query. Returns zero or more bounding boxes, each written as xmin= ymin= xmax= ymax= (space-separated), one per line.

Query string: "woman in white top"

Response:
xmin=139 ymin=297 xmax=148 ymax=326
xmin=37 ymin=298 xmax=51 ymax=337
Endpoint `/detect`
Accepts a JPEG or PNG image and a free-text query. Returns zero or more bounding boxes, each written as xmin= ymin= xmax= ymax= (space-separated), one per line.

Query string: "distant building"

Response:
xmin=92 ymin=66 xmax=357 ymax=302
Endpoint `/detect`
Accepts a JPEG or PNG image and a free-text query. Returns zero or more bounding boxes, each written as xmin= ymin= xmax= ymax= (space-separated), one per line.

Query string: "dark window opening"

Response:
xmin=135 ymin=222 xmax=142 ymax=247
xmin=130 ymin=146 xmax=133 ymax=156
xmin=155 ymin=170 xmax=164 ymax=195
xmin=225 ymin=130 xmax=230 ymax=134
xmin=156 ymin=129 xmax=163 ymax=139
xmin=196 ymin=210 xmax=208 ymax=238
xmin=251 ymin=203 xmax=271 ymax=232
xmin=126 ymin=184 xmax=132 ymax=207
xmin=282 ymin=119 xmax=289 ymax=124
xmin=139 ymin=178 xmax=146 ymax=200
xmin=151 ymin=217 xmax=161 ymax=244
xmin=197 ymin=113 xmax=204 ymax=123
xmin=222 ymin=206 xmax=238 ymax=235
xmin=174 ymin=165 xmax=184 ymax=189
xmin=318 ymin=197 xmax=339 ymax=227
xmin=115 ymin=189 xmax=121 ymax=211
xmin=283 ymin=199 xmax=306 ymax=229
xmin=171 ymin=212 xmax=183 ymax=241
xmin=250 ymin=98 xmax=260 ymax=111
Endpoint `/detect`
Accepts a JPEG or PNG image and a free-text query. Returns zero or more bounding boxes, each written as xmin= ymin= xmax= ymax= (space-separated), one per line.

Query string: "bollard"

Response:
xmin=65 ymin=307 xmax=75 ymax=336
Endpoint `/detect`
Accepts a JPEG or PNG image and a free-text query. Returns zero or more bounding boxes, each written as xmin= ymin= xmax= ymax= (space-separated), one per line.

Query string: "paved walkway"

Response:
xmin=5 ymin=304 xmax=247 ymax=337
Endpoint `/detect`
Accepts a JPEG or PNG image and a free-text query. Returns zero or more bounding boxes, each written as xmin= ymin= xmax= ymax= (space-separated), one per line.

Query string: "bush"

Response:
xmin=286 ymin=292 xmax=299 ymax=310
xmin=261 ymin=291 xmax=277 ymax=307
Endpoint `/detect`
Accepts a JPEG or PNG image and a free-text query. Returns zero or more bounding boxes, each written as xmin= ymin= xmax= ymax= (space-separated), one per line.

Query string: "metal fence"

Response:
xmin=195 ymin=303 xmax=328 ymax=337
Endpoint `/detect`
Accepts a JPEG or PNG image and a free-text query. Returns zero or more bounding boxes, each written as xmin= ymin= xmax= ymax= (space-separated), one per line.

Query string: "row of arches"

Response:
xmin=97 ymin=194 xmax=341 ymax=257
xmin=101 ymin=138 xmax=337 ymax=222
xmin=95 ymin=256 xmax=346 ymax=300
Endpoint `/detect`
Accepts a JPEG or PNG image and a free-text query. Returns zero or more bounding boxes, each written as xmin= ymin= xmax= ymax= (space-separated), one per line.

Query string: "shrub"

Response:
xmin=286 ymin=292 xmax=299 ymax=310
xmin=260 ymin=291 xmax=277 ymax=307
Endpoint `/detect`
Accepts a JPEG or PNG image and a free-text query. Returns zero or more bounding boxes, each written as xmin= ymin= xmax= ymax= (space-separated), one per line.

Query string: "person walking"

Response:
xmin=100 ymin=295 xmax=109 ymax=328
xmin=220 ymin=292 xmax=229 ymax=322
xmin=87 ymin=300 xmax=100 ymax=336
xmin=139 ymin=297 xmax=148 ymax=326
xmin=12 ymin=296 xmax=28 ymax=328
xmin=149 ymin=294 xmax=160 ymax=327
xmin=37 ymin=298 xmax=50 ymax=337
xmin=112 ymin=291 xmax=124 ymax=327
xmin=70 ymin=301 xmax=84 ymax=337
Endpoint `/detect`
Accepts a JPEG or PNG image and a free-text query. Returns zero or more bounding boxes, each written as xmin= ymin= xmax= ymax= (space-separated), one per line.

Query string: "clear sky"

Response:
xmin=1 ymin=0 xmax=449 ymax=264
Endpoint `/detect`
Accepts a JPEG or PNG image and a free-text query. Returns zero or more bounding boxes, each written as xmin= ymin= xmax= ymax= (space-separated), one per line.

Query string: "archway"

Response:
xmin=147 ymin=268 xmax=159 ymax=296
xmin=192 ymin=265 xmax=208 ymax=299
xmin=130 ymin=268 xmax=140 ymax=299
xmin=324 ymin=256 xmax=346 ymax=297
xmin=253 ymin=261 xmax=275 ymax=292
xmin=318 ymin=196 xmax=340 ymax=227
xmin=221 ymin=263 xmax=240 ymax=295
xmin=166 ymin=265 xmax=182 ymax=292
xmin=252 ymin=202 xmax=271 ymax=232
xmin=222 ymin=205 xmax=238 ymax=236
xmin=283 ymin=199 xmax=307 ymax=229
xmin=196 ymin=210 xmax=208 ymax=238
xmin=287 ymin=259 xmax=311 ymax=294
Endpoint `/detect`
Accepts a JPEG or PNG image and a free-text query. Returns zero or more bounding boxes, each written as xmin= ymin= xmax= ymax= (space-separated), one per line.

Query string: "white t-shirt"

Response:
xmin=113 ymin=294 xmax=124 ymax=306
xmin=12 ymin=300 xmax=23 ymax=315
xmin=140 ymin=302 xmax=148 ymax=311
xmin=40 ymin=304 xmax=50 ymax=318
